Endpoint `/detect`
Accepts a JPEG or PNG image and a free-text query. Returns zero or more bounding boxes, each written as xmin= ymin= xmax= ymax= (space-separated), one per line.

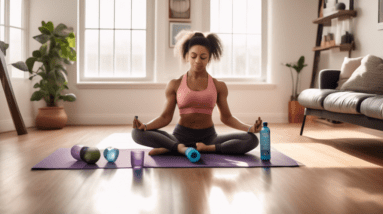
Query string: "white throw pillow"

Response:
xmin=336 ymin=56 xmax=363 ymax=89
xmin=340 ymin=54 xmax=383 ymax=95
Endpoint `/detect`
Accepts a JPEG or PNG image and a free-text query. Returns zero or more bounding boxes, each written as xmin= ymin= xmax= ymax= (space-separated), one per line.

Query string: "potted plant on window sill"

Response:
xmin=284 ymin=56 xmax=307 ymax=123
xmin=0 ymin=21 xmax=77 ymax=130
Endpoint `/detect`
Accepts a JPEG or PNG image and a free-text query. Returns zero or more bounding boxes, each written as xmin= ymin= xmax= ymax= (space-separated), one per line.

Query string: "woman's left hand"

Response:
xmin=250 ymin=117 xmax=263 ymax=133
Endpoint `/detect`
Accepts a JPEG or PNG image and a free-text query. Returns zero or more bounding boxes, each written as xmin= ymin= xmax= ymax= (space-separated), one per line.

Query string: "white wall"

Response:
xmin=1 ymin=0 xmax=321 ymax=133
xmin=319 ymin=0 xmax=383 ymax=71
xmin=0 ymin=0 xmax=34 ymax=133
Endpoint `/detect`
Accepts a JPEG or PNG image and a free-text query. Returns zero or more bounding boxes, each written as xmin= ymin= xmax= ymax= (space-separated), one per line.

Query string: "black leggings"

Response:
xmin=132 ymin=123 xmax=258 ymax=154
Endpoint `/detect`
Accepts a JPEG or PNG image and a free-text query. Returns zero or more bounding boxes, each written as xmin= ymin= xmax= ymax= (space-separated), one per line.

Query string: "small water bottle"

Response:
xmin=260 ymin=122 xmax=270 ymax=161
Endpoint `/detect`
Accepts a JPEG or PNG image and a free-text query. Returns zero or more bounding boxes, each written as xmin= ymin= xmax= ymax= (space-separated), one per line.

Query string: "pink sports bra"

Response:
xmin=176 ymin=72 xmax=217 ymax=115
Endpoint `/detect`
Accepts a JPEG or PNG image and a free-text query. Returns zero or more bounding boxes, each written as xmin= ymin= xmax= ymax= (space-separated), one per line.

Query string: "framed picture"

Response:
xmin=379 ymin=0 xmax=383 ymax=30
xmin=169 ymin=22 xmax=191 ymax=48
xmin=169 ymin=0 xmax=191 ymax=20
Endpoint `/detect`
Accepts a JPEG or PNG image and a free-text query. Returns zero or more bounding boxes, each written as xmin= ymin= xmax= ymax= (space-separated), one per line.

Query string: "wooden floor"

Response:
xmin=1 ymin=120 xmax=383 ymax=214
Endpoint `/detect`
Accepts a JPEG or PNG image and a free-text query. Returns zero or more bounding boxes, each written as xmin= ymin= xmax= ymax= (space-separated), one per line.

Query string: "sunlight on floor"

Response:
xmin=302 ymin=128 xmax=383 ymax=140
xmin=96 ymin=133 xmax=149 ymax=150
xmin=209 ymin=186 xmax=265 ymax=214
xmin=273 ymin=143 xmax=381 ymax=168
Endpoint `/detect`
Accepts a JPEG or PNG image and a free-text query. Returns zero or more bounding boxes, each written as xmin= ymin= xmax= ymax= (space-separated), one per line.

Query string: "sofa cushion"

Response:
xmin=298 ymin=89 xmax=339 ymax=110
xmin=360 ymin=96 xmax=383 ymax=119
xmin=323 ymin=92 xmax=375 ymax=114
xmin=340 ymin=55 xmax=383 ymax=95
xmin=335 ymin=56 xmax=363 ymax=90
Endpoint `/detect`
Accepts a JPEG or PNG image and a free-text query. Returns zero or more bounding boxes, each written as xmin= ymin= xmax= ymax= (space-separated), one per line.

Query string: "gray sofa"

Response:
xmin=298 ymin=69 xmax=383 ymax=135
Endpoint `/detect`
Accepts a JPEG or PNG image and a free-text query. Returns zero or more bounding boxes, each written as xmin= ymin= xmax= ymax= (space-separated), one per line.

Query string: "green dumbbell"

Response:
xmin=71 ymin=145 xmax=101 ymax=164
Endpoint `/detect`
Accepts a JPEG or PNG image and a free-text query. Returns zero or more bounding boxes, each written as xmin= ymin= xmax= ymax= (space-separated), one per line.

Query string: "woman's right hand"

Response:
xmin=133 ymin=117 xmax=145 ymax=130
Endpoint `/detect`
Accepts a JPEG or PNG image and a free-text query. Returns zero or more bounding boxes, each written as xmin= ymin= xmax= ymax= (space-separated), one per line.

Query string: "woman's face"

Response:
xmin=187 ymin=45 xmax=210 ymax=71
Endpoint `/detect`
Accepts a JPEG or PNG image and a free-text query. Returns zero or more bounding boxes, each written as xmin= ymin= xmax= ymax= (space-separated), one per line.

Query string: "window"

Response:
xmin=210 ymin=0 xmax=267 ymax=82
xmin=79 ymin=0 xmax=154 ymax=83
xmin=0 ymin=0 xmax=28 ymax=79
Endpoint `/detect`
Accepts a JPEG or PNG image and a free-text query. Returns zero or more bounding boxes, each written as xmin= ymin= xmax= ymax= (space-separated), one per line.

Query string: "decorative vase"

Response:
xmin=288 ymin=101 xmax=305 ymax=123
xmin=36 ymin=106 xmax=68 ymax=130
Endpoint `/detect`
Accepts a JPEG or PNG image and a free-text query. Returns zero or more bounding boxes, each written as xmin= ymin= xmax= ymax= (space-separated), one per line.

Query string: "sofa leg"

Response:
xmin=300 ymin=109 xmax=307 ymax=136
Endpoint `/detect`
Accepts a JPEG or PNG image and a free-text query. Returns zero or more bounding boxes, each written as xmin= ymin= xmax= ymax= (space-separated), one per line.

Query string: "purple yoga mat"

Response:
xmin=31 ymin=147 xmax=302 ymax=170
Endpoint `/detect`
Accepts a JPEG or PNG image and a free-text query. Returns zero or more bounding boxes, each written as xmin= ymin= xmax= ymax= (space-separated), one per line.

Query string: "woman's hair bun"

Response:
xmin=173 ymin=30 xmax=223 ymax=64
xmin=193 ymin=32 xmax=205 ymax=37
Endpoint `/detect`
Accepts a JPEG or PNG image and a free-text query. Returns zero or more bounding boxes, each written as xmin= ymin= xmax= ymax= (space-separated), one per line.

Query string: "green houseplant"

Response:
xmin=283 ymin=56 xmax=308 ymax=123
xmin=284 ymin=56 xmax=308 ymax=101
xmin=0 ymin=21 xmax=77 ymax=129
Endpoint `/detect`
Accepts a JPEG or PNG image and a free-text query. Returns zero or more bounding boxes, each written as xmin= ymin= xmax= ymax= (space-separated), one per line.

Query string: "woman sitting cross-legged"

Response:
xmin=132 ymin=30 xmax=263 ymax=156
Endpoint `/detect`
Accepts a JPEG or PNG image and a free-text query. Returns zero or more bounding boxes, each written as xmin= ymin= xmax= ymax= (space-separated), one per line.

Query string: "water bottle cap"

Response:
xmin=263 ymin=122 xmax=268 ymax=126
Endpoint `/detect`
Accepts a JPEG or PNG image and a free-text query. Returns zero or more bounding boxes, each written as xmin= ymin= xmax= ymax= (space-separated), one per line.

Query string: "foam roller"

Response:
xmin=185 ymin=148 xmax=200 ymax=163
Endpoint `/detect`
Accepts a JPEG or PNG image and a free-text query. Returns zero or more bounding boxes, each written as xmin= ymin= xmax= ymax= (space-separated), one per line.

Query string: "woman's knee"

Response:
xmin=244 ymin=133 xmax=259 ymax=152
xmin=132 ymin=128 xmax=146 ymax=143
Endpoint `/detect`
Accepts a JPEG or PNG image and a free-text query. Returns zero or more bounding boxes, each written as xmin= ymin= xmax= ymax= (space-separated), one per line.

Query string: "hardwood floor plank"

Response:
xmin=0 ymin=122 xmax=383 ymax=213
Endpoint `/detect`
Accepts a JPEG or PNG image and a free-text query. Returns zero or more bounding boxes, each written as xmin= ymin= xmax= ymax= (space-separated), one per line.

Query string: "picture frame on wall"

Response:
xmin=169 ymin=0 xmax=191 ymax=20
xmin=379 ymin=0 xmax=383 ymax=30
xmin=169 ymin=22 xmax=192 ymax=48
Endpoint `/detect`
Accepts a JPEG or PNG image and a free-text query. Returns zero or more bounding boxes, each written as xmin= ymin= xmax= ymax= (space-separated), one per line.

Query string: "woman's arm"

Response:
xmin=145 ymin=79 xmax=177 ymax=130
xmin=222 ymin=116 xmax=252 ymax=132
xmin=216 ymin=80 xmax=258 ymax=132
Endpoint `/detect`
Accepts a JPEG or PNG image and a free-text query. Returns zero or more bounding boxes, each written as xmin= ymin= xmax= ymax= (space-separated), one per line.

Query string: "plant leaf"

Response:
xmin=55 ymin=69 xmax=67 ymax=82
xmin=67 ymin=36 xmax=76 ymax=48
xmin=298 ymin=56 xmax=305 ymax=67
xmin=33 ymin=83 xmax=40 ymax=88
xmin=32 ymin=50 xmax=42 ymax=58
xmin=26 ymin=57 xmax=37 ymax=74
xmin=61 ymin=93 xmax=76 ymax=102
xmin=56 ymin=64 xmax=67 ymax=75
xmin=39 ymin=26 xmax=51 ymax=35
xmin=30 ymin=90 xmax=45 ymax=101
xmin=0 ymin=41 xmax=9 ymax=56
xmin=29 ymin=74 xmax=37 ymax=80
xmin=54 ymin=23 xmax=72 ymax=37
xmin=33 ymin=34 xmax=50 ymax=44
xmin=11 ymin=61 xmax=29 ymax=72
xmin=40 ymin=44 xmax=48 ymax=56
xmin=37 ymin=72 xmax=47 ymax=80
xmin=69 ymin=47 xmax=77 ymax=61
xmin=45 ymin=21 xmax=54 ymax=33
xmin=63 ymin=58 xmax=73 ymax=65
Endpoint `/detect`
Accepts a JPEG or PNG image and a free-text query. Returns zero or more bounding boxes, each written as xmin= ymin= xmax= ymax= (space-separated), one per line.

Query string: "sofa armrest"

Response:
xmin=319 ymin=69 xmax=341 ymax=89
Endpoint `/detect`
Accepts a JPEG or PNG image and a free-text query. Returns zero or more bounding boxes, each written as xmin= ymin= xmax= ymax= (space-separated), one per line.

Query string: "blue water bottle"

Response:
xmin=260 ymin=122 xmax=270 ymax=161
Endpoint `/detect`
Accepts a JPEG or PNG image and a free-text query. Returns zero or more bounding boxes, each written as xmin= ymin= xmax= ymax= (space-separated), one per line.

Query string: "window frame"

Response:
xmin=77 ymin=0 xmax=155 ymax=84
xmin=209 ymin=0 xmax=268 ymax=83
xmin=0 ymin=0 xmax=29 ymax=80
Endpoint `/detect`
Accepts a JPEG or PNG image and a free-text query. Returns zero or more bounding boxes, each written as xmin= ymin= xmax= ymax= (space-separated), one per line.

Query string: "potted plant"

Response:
xmin=284 ymin=56 xmax=308 ymax=123
xmin=0 ymin=21 xmax=77 ymax=130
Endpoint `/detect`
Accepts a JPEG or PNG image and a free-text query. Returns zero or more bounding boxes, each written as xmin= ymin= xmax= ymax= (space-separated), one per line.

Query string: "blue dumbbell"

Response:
xmin=185 ymin=147 xmax=200 ymax=163
xmin=103 ymin=147 xmax=120 ymax=162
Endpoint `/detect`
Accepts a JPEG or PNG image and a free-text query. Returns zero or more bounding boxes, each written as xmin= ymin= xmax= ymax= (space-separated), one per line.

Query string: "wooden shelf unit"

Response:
xmin=313 ymin=10 xmax=357 ymax=26
xmin=310 ymin=0 xmax=357 ymax=88
xmin=313 ymin=41 xmax=355 ymax=52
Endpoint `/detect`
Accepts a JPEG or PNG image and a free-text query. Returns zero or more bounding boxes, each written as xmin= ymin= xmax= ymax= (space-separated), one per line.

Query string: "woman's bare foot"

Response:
xmin=148 ymin=148 xmax=170 ymax=156
xmin=196 ymin=142 xmax=216 ymax=152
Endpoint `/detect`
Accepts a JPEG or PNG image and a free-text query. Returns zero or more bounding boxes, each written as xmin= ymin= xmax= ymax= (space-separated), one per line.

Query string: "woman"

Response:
xmin=132 ymin=30 xmax=263 ymax=156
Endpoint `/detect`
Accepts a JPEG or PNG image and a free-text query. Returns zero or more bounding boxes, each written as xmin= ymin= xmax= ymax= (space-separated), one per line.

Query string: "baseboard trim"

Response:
xmin=0 ymin=113 xmax=289 ymax=133
xmin=0 ymin=117 xmax=34 ymax=133
xmin=66 ymin=113 xmax=289 ymax=125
